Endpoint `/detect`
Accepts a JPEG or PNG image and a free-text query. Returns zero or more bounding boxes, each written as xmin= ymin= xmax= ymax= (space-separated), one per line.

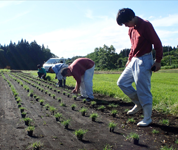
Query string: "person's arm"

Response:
xmin=146 ymin=22 xmax=163 ymax=72
xmin=72 ymin=82 xmax=80 ymax=94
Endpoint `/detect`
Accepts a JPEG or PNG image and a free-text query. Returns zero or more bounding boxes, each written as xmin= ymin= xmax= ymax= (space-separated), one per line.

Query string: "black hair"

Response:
xmin=60 ymin=67 xmax=69 ymax=77
xmin=37 ymin=64 xmax=41 ymax=68
xmin=116 ymin=8 xmax=135 ymax=25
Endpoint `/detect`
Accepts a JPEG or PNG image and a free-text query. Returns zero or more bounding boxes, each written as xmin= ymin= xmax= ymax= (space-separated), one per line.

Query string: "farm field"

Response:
xmin=0 ymin=71 xmax=178 ymax=150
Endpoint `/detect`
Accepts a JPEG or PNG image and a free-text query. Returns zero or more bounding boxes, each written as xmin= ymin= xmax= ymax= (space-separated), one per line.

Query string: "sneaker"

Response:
xmin=77 ymin=96 xmax=86 ymax=100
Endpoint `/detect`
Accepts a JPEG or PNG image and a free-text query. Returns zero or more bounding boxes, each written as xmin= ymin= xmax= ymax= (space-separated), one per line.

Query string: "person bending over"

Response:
xmin=37 ymin=64 xmax=46 ymax=80
xmin=48 ymin=63 xmax=68 ymax=87
xmin=61 ymin=58 xmax=95 ymax=102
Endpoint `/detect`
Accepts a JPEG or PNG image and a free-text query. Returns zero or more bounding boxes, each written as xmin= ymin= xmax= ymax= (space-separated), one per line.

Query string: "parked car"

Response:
xmin=43 ymin=58 xmax=66 ymax=72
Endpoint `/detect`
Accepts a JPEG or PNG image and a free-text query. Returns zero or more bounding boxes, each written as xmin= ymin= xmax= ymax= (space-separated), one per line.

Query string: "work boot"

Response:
xmin=59 ymin=80 xmax=62 ymax=87
xmin=137 ymin=104 xmax=152 ymax=126
xmin=127 ymin=93 xmax=142 ymax=115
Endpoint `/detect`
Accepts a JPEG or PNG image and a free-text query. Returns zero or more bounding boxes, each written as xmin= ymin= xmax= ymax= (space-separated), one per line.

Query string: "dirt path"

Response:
xmin=0 ymin=72 xmax=178 ymax=150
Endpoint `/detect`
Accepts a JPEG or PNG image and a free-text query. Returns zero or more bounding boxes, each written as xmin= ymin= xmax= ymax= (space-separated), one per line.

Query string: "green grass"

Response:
xmin=30 ymin=70 xmax=178 ymax=116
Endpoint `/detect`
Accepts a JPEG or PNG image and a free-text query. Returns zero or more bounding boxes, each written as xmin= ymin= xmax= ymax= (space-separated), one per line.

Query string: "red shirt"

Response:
xmin=68 ymin=58 xmax=95 ymax=84
xmin=128 ymin=17 xmax=163 ymax=63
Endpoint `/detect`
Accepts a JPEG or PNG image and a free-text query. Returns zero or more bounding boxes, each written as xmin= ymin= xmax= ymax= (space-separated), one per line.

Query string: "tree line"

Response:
xmin=0 ymin=39 xmax=177 ymax=70
xmin=66 ymin=44 xmax=178 ymax=70
xmin=0 ymin=39 xmax=56 ymax=70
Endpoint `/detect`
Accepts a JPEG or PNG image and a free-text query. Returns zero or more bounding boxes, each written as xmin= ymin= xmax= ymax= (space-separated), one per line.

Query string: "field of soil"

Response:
xmin=0 ymin=71 xmax=178 ymax=150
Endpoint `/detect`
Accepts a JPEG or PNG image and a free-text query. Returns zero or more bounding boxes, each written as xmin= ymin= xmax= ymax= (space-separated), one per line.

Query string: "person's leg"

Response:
xmin=133 ymin=53 xmax=153 ymax=126
xmin=117 ymin=59 xmax=142 ymax=114
xmin=38 ymin=72 xmax=42 ymax=78
xmin=80 ymin=75 xmax=87 ymax=98
xmin=83 ymin=65 xmax=95 ymax=100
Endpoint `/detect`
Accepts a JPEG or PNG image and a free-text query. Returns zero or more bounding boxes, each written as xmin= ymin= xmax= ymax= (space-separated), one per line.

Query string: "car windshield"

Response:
xmin=45 ymin=59 xmax=62 ymax=64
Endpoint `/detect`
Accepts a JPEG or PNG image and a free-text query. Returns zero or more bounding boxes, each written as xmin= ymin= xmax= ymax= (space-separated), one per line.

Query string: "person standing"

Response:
xmin=116 ymin=8 xmax=163 ymax=126
xmin=60 ymin=58 xmax=95 ymax=101
xmin=48 ymin=63 xmax=68 ymax=87
xmin=37 ymin=64 xmax=46 ymax=80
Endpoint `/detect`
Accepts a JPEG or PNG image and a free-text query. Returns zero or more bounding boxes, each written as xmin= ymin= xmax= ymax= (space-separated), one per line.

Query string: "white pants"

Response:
xmin=117 ymin=52 xmax=153 ymax=107
xmin=80 ymin=65 xmax=95 ymax=99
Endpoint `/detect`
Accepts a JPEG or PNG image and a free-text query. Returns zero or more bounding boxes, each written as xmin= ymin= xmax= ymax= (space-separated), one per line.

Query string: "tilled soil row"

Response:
xmin=0 ymin=72 xmax=178 ymax=150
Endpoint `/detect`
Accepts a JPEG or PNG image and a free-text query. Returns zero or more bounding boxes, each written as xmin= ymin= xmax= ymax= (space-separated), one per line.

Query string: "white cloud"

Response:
xmin=29 ymin=13 xmax=178 ymax=59
xmin=151 ymin=14 xmax=178 ymax=27
xmin=30 ymin=16 xmax=130 ymax=58
xmin=0 ymin=1 xmax=24 ymax=8
xmin=86 ymin=9 xmax=93 ymax=19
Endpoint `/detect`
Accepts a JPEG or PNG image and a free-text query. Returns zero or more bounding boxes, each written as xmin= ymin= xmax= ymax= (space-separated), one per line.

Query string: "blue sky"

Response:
xmin=0 ymin=1 xmax=178 ymax=59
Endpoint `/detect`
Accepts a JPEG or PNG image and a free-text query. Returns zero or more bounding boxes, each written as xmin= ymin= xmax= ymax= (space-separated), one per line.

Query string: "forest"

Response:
xmin=0 ymin=39 xmax=56 ymax=70
xmin=0 ymin=39 xmax=178 ymax=70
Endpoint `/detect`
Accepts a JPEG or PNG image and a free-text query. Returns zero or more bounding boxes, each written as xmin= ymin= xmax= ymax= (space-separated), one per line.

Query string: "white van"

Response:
xmin=43 ymin=58 xmax=66 ymax=72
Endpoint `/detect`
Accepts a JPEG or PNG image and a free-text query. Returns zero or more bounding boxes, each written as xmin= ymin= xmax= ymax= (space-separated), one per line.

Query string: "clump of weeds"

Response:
xmin=159 ymin=119 xmax=169 ymax=126
xmin=152 ymin=129 xmax=159 ymax=134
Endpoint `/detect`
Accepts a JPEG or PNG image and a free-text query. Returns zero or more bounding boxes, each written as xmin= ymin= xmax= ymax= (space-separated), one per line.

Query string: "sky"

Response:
xmin=0 ymin=0 xmax=178 ymax=59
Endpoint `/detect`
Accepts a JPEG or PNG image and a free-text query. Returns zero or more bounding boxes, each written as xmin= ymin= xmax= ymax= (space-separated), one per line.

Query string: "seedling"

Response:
xmin=36 ymin=96 xmax=40 ymax=101
xmin=18 ymin=103 xmax=22 ymax=108
xmin=111 ymin=109 xmax=118 ymax=117
xmin=39 ymin=99 xmax=44 ymax=105
xmin=74 ymin=129 xmax=88 ymax=140
xmin=57 ymin=97 xmax=62 ymax=102
xmin=19 ymin=107 xmax=25 ymax=113
xmin=51 ymin=94 xmax=56 ymax=99
xmin=60 ymin=102 xmax=66 ymax=107
xmin=44 ymin=104 xmax=50 ymax=110
xmin=124 ymin=109 xmax=129 ymax=112
xmin=73 ymin=95 xmax=77 ymax=100
xmin=71 ymin=104 xmax=77 ymax=110
xmin=103 ymin=144 xmax=112 ymax=150
xmin=159 ymin=119 xmax=169 ymax=126
xmin=48 ymin=92 xmax=51 ymax=96
xmin=33 ymin=94 xmax=37 ymax=98
xmin=79 ymin=108 xmax=87 ymax=116
xmin=31 ymin=141 xmax=43 ymax=150
xmin=125 ymin=132 xmax=139 ymax=145
xmin=98 ymin=105 xmax=106 ymax=112
xmin=152 ymin=129 xmax=159 ymax=134
xmin=49 ymin=106 xmax=57 ymax=115
xmin=57 ymin=90 xmax=60 ymax=93
xmin=49 ymin=86 xmax=52 ymax=90
xmin=21 ymin=112 xmax=27 ymax=118
xmin=127 ymin=118 xmax=135 ymax=124
xmin=23 ymin=117 xmax=32 ymax=126
xmin=28 ymin=90 xmax=34 ymax=97
xmin=25 ymin=126 xmax=35 ymax=136
xmin=108 ymin=122 xmax=117 ymax=132
xmin=16 ymin=97 xmax=22 ymax=103
xmin=67 ymin=93 xmax=70 ymax=97
xmin=83 ymin=99 xmax=86 ymax=103
xmin=63 ymin=91 xmax=66 ymax=95
xmin=54 ymin=113 xmax=62 ymax=121
xmin=45 ymin=90 xmax=48 ymax=94
xmin=61 ymin=119 xmax=70 ymax=129
xmin=90 ymin=101 xmax=96 ymax=107
xmin=90 ymin=113 xmax=99 ymax=121
xmin=160 ymin=145 xmax=176 ymax=150
xmin=108 ymin=103 xmax=118 ymax=108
